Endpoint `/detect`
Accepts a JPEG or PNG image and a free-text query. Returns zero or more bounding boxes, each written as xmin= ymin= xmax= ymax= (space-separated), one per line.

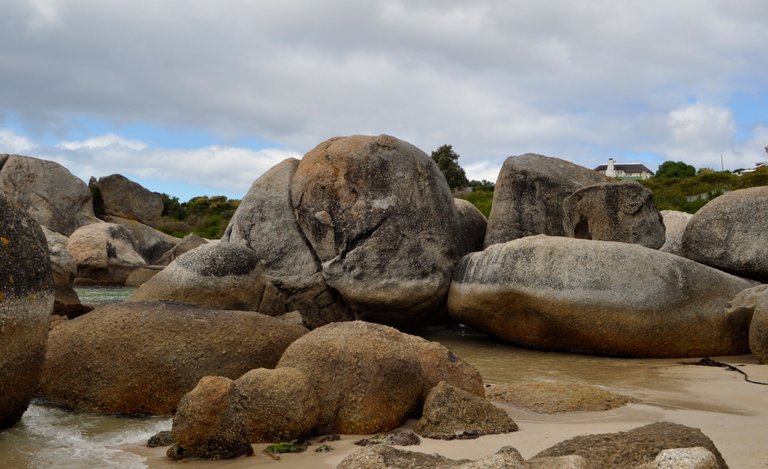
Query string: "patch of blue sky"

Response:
xmin=729 ymin=91 xmax=768 ymax=141
xmin=132 ymin=178 xmax=242 ymax=202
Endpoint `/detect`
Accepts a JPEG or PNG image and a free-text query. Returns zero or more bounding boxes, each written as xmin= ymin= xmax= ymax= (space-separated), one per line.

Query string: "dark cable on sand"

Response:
xmin=682 ymin=357 xmax=768 ymax=386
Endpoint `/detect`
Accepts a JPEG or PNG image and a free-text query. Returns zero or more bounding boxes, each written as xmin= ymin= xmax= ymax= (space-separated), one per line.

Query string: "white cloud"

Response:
xmin=40 ymin=133 xmax=298 ymax=199
xmin=0 ymin=129 xmax=37 ymax=153
xmin=667 ymin=103 xmax=736 ymax=148
xmin=58 ymin=133 xmax=148 ymax=151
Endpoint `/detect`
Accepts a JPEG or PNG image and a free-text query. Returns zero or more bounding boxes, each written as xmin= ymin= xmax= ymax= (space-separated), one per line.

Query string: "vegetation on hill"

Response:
xmin=431 ymin=144 xmax=469 ymax=190
xmin=158 ymin=195 xmax=240 ymax=239
xmin=640 ymin=165 xmax=768 ymax=213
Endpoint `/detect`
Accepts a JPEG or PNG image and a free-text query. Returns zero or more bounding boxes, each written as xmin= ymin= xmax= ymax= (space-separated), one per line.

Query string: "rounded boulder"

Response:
xmin=0 ymin=196 xmax=55 ymax=429
xmin=38 ymin=301 xmax=308 ymax=415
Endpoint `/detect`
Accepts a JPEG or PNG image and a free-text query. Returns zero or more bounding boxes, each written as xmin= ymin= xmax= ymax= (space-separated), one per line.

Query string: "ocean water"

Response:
xmin=0 ymin=405 xmax=171 ymax=469
xmin=74 ymin=286 xmax=136 ymax=307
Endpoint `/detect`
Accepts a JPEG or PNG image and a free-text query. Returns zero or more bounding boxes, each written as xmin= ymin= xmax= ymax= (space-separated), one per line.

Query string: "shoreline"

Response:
xmin=125 ymin=354 xmax=768 ymax=468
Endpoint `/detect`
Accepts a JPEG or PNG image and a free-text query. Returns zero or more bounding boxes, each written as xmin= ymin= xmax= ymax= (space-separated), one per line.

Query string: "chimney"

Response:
xmin=606 ymin=158 xmax=616 ymax=177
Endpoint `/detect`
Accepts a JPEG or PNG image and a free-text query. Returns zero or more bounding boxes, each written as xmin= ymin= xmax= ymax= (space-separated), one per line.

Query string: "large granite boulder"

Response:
xmin=660 ymin=210 xmax=693 ymax=256
xmin=682 ymin=187 xmax=768 ymax=280
xmin=745 ymin=285 xmax=768 ymax=363
xmin=484 ymin=154 xmax=606 ymax=247
xmin=562 ymin=181 xmax=665 ymax=249
xmin=90 ymin=174 xmax=164 ymax=227
xmin=276 ymin=321 xmax=424 ymax=434
xmin=102 ymin=215 xmax=179 ymax=264
xmin=290 ymin=135 xmax=461 ymax=327
xmin=454 ymin=198 xmax=487 ymax=255
xmin=37 ymin=301 xmax=308 ymax=415
xmin=169 ymin=376 xmax=252 ymax=460
xmin=223 ymin=158 xmax=351 ymax=328
xmin=0 ymin=154 xmax=96 ymax=235
xmin=129 ymin=242 xmax=286 ymax=314
xmin=67 ymin=222 xmax=146 ymax=285
xmin=415 ymin=381 xmax=518 ymax=440
xmin=448 ymin=235 xmax=757 ymax=357
xmin=41 ymin=226 xmax=81 ymax=310
xmin=0 ymin=196 xmax=55 ymax=429
xmin=530 ymin=422 xmax=727 ymax=468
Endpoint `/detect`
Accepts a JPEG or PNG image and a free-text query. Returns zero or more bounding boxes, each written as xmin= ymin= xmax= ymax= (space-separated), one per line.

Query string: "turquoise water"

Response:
xmin=75 ymin=286 xmax=135 ymax=307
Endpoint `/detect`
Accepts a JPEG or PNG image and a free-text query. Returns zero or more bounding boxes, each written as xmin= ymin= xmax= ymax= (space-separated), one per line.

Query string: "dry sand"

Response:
xmin=125 ymin=353 xmax=768 ymax=468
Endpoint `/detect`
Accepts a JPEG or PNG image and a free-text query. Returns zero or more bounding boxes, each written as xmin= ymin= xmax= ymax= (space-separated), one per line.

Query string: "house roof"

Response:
xmin=594 ymin=163 xmax=654 ymax=175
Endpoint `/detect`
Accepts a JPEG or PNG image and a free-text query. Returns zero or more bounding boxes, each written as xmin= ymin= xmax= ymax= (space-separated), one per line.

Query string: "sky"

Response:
xmin=1 ymin=0 xmax=767 ymax=200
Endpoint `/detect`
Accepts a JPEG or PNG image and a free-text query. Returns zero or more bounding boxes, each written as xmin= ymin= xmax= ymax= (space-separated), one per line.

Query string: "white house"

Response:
xmin=594 ymin=158 xmax=655 ymax=180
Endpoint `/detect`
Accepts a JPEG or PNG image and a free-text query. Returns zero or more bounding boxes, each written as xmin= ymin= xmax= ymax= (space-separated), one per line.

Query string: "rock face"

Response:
xmin=562 ymin=181 xmax=665 ymax=249
xmin=291 ymin=135 xmax=461 ymax=327
xmin=660 ymin=210 xmax=693 ymax=255
xmin=682 ymin=187 xmax=768 ymax=280
xmin=170 ymin=376 xmax=252 ymax=460
xmin=224 ymin=136 xmax=462 ymax=328
xmin=102 ymin=215 xmax=179 ymax=264
xmin=531 ymin=422 xmax=727 ymax=469
xmin=235 ymin=367 xmax=319 ymax=443
xmin=746 ymin=286 xmax=768 ymax=363
xmin=38 ymin=301 xmax=308 ymax=415
xmin=454 ymin=198 xmax=487 ymax=255
xmin=276 ymin=321 xmax=424 ymax=434
xmin=0 ymin=154 xmax=96 ymax=236
xmin=90 ymin=174 xmax=164 ymax=227
xmin=642 ymin=447 xmax=719 ymax=469
xmin=67 ymin=223 xmax=146 ymax=285
xmin=448 ymin=235 xmax=756 ymax=357
xmin=129 ymin=243 xmax=285 ymax=315
xmin=415 ymin=382 xmax=518 ymax=440
xmin=0 ymin=196 xmax=55 ymax=430
xmin=223 ymin=158 xmax=351 ymax=328
xmin=42 ymin=226 xmax=81 ymax=310
xmin=484 ymin=154 xmax=605 ymax=247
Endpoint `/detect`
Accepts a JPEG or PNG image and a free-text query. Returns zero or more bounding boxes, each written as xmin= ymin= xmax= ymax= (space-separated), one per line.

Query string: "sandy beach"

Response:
xmin=125 ymin=351 xmax=768 ymax=468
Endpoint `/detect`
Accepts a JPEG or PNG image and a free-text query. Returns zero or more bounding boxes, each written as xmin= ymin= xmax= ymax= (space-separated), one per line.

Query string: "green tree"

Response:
xmin=431 ymin=144 xmax=469 ymax=190
xmin=655 ymin=161 xmax=696 ymax=178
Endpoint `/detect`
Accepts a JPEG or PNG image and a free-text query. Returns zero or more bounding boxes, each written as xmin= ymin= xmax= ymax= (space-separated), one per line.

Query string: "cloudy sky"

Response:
xmin=1 ymin=0 xmax=767 ymax=200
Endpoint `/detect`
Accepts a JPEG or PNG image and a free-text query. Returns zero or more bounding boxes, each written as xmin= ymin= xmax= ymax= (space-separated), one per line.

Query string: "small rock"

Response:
xmin=147 ymin=430 xmax=174 ymax=448
xmin=354 ymin=429 xmax=420 ymax=446
xmin=415 ymin=381 xmax=518 ymax=440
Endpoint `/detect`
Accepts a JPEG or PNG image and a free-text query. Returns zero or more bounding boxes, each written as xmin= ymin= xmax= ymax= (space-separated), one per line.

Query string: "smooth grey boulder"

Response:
xmin=0 ymin=154 xmax=96 ymax=236
xmin=37 ymin=301 xmax=308 ymax=415
xmin=454 ymin=198 xmax=487 ymax=255
xmin=291 ymin=135 xmax=461 ymax=327
xmin=67 ymin=222 xmax=146 ymax=285
xmin=90 ymin=174 xmax=164 ymax=227
xmin=745 ymin=285 xmax=768 ymax=363
xmin=102 ymin=215 xmax=179 ymax=264
xmin=223 ymin=158 xmax=351 ymax=328
xmin=448 ymin=235 xmax=757 ymax=357
xmin=660 ymin=210 xmax=693 ymax=255
xmin=338 ymin=445 xmax=529 ymax=469
xmin=484 ymin=154 xmax=606 ymax=247
xmin=562 ymin=181 xmax=665 ymax=249
xmin=129 ymin=242 xmax=286 ymax=315
xmin=0 ymin=196 xmax=55 ymax=429
xmin=682 ymin=187 xmax=768 ymax=280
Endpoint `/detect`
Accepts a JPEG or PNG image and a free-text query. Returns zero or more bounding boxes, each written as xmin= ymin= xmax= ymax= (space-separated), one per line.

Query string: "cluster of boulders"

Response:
xmin=1 ymin=134 xmax=767 ymax=465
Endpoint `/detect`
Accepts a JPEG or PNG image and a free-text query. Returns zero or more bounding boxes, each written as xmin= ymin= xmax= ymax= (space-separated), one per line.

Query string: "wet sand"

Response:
xmin=126 ymin=329 xmax=768 ymax=468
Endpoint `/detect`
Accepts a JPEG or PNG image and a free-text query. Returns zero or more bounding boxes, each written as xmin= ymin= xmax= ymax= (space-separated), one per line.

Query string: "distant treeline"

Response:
xmin=158 ymin=195 xmax=240 ymax=239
